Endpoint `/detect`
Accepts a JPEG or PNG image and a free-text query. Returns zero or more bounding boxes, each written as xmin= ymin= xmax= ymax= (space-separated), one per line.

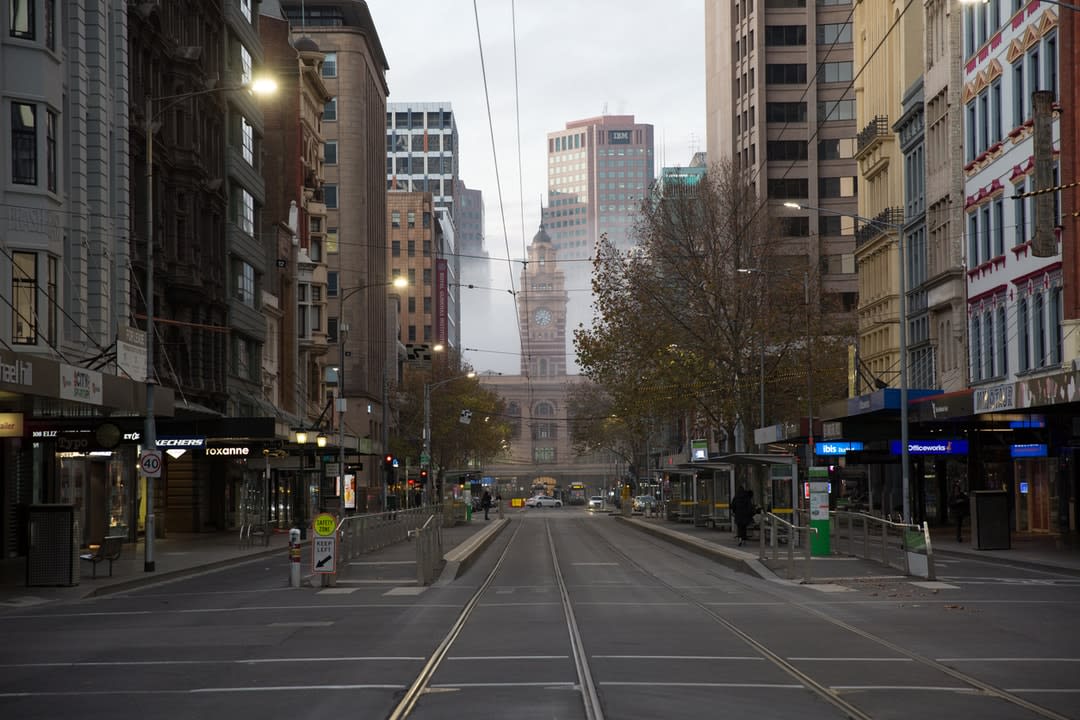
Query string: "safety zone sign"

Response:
xmin=312 ymin=536 xmax=336 ymax=574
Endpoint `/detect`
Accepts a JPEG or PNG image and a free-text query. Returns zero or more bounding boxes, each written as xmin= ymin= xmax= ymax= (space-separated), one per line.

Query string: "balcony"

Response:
xmin=854 ymin=207 xmax=904 ymax=249
xmin=857 ymin=115 xmax=890 ymax=155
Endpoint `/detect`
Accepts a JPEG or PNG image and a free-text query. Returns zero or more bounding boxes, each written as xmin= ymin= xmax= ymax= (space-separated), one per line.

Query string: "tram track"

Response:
xmin=584 ymin=516 xmax=1071 ymax=720
xmin=386 ymin=517 xmax=604 ymax=720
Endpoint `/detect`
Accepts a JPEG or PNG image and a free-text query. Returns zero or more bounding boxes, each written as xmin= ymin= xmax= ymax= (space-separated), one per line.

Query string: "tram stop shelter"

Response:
xmin=666 ymin=454 xmax=798 ymax=530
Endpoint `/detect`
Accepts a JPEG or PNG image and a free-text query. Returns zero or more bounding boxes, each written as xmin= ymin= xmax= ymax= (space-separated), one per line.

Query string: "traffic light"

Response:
xmin=420 ymin=468 xmax=429 ymax=484
xmin=384 ymin=454 xmax=395 ymax=468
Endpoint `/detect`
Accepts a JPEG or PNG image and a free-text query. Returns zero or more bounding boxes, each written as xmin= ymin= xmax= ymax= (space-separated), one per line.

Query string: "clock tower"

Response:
xmin=519 ymin=222 xmax=568 ymax=377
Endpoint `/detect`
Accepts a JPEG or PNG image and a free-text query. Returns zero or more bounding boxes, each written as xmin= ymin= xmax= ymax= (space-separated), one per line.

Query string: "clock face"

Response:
xmin=534 ymin=308 xmax=553 ymax=326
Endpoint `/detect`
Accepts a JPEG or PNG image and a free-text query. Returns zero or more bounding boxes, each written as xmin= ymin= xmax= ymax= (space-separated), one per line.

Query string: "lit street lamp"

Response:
xmin=334 ymin=277 xmax=407 ymax=513
xmin=423 ymin=371 xmax=476 ymax=498
xmin=783 ymin=201 xmax=909 ymax=522
xmin=141 ymin=78 xmax=276 ymax=572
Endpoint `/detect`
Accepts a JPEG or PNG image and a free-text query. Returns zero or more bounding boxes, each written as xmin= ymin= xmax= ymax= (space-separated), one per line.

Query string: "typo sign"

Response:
xmin=608 ymin=130 xmax=631 ymax=144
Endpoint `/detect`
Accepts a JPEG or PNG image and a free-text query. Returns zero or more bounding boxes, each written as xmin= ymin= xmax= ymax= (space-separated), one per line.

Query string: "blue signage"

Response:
xmin=1009 ymin=419 xmax=1045 ymax=429
xmin=1010 ymin=443 xmax=1047 ymax=458
xmin=815 ymin=441 xmax=864 ymax=456
xmin=889 ymin=439 xmax=969 ymax=455
xmin=1019 ymin=482 xmax=1030 ymax=494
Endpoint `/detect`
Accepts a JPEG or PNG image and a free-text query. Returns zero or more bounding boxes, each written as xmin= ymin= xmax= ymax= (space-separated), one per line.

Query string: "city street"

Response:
xmin=0 ymin=510 xmax=1077 ymax=720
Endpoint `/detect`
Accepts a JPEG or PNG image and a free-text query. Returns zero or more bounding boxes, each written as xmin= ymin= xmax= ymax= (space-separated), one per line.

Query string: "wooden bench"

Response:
xmin=81 ymin=535 xmax=124 ymax=578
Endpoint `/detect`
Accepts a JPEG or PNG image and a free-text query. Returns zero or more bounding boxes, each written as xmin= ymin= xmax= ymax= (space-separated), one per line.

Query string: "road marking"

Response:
xmin=384 ymin=587 xmax=427 ymax=596
xmin=1007 ymin=689 xmax=1080 ymax=693
xmin=572 ymin=562 xmax=619 ymax=566
xmin=910 ymin=581 xmax=960 ymax=590
xmin=268 ymin=621 xmax=334 ymax=627
xmin=600 ymin=681 xmax=803 ymax=689
xmin=0 ymin=603 xmax=462 ymax=620
xmin=592 ymin=655 xmax=763 ymax=661
xmin=788 ymin=657 xmax=912 ymax=662
xmin=832 ymin=685 xmax=976 ymax=692
xmin=349 ymin=560 xmax=415 ymax=565
xmin=477 ymin=601 xmax=561 ymax=607
xmin=316 ymin=588 xmax=357 ymax=595
xmin=430 ymin=682 xmax=576 ymax=689
xmin=447 ymin=655 xmax=570 ymax=661
xmin=0 ymin=656 xmax=426 ymax=669
xmin=0 ymin=684 xmax=410 ymax=697
xmin=0 ymin=596 xmax=51 ymax=608
xmin=804 ymin=584 xmax=857 ymax=593
xmin=336 ymin=579 xmax=415 ymax=585
xmin=937 ymin=658 xmax=1080 ymax=663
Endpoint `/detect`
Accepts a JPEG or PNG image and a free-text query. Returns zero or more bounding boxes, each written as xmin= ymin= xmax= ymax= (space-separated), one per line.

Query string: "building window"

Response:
xmin=241 ymin=117 xmax=254 ymax=164
xmin=1014 ymin=180 xmax=1028 ymax=246
xmin=764 ymin=25 xmax=807 ymax=46
xmin=1013 ymin=61 xmax=1024 ymax=126
xmin=324 ymin=98 xmax=337 ymax=121
xmin=993 ymin=199 xmax=1004 ymax=257
xmin=766 ymin=140 xmax=808 ymax=161
xmin=12 ymin=252 xmax=37 ymax=345
xmin=407 ymin=240 xmax=415 ymax=257
xmin=327 ymin=227 xmax=338 ymax=253
xmin=322 ymin=52 xmax=337 ymax=78
xmin=1018 ymin=297 xmax=1030 ymax=371
xmin=407 ymin=296 xmax=415 ymax=313
xmin=423 ymin=296 xmax=432 ymax=313
xmin=235 ymin=260 xmax=255 ymax=307
xmin=821 ymin=61 xmax=853 ymax=83
xmin=765 ymin=63 xmax=807 ymax=84
xmin=1049 ymin=286 xmax=1062 ymax=365
xmin=44 ymin=0 xmax=54 ymax=49
xmin=970 ymin=316 xmax=982 ymax=382
xmin=766 ymin=178 xmax=808 ymax=199
xmin=766 ymin=102 xmax=807 ymax=123
xmin=534 ymin=447 xmax=555 ymax=463
xmin=817 ymin=23 xmax=852 ymax=44
xmin=1045 ymin=34 xmax=1058 ymax=100
xmin=391 ymin=210 xmax=400 ymax=228
xmin=817 ymin=100 xmax=856 ymax=121
xmin=324 ymin=184 xmax=337 ymax=209
xmin=237 ymin=189 xmax=254 ymax=234
xmin=983 ymin=311 xmax=994 ymax=378
xmin=391 ymin=240 xmax=400 ymax=257
xmin=240 ymin=45 xmax=252 ymax=86
xmin=9 ymin=0 xmax=34 ymax=39
xmin=423 ymin=324 xmax=431 ymax=341
xmin=423 ymin=268 xmax=432 ymax=285
xmin=423 ymin=239 xmax=432 ymax=257
xmin=11 ymin=102 xmax=37 ymax=185
xmin=324 ymin=141 xmax=337 ymax=165
xmin=968 ymin=212 xmax=979 ymax=266
xmin=46 ymin=110 xmax=56 ymax=192
xmin=990 ymin=80 xmax=1002 ymax=144
xmin=407 ymin=211 xmax=415 ymax=228
xmin=234 ymin=336 xmax=251 ymax=379
xmin=327 ymin=271 xmax=338 ymax=297
xmin=996 ymin=305 xmax=1008 ymax=377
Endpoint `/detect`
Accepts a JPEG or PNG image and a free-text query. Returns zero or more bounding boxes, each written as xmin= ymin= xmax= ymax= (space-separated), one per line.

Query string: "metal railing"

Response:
xmin=759 ymin=512 xmax=818 ymax=583
xmin=336 ymin=505 xmax=445 ymax=562
xmin=410 ymin=513 xmax=444 ymax=586
xmin=829 ymin=510 xmax=936 ymax=580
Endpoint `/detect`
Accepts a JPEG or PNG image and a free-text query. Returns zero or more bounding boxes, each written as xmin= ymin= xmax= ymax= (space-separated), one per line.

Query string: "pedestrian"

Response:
xmin=732 ymin=488 xmax=754 ymax=546
xmin=481 ymin=490 xmax=492 ymax=520
xmin=949 ymin=481 xmax=969 ymax=542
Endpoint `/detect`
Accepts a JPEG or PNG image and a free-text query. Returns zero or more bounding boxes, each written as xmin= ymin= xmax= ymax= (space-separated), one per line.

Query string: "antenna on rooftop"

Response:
xmin=601 ymin=101 xmax=608 ymax=116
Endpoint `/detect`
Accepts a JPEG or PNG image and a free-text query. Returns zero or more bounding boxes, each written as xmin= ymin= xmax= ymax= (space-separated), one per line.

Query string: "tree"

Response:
xmin=389 ymin=351 xmax=512 ymax=475
xmin=575 ymin=159 xmax=852 ymax=456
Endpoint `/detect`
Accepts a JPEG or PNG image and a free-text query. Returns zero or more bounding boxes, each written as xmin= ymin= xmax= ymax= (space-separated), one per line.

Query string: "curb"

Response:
xmin=932 ymin=548 xmax=1080 ymax=578
xmin=82 ymin=544 xmax=293 ymax=598
xmin=614 ymin=515 xmax=775 ymax=580
xmin=435 ymin=518 xmax=510 ymax=586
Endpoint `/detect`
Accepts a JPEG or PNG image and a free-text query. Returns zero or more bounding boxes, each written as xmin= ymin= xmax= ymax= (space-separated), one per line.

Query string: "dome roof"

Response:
xmin=294 ymin=36 xmax=320 ymax=53
xmin=532 ymin=223 xmax=552 ymax=245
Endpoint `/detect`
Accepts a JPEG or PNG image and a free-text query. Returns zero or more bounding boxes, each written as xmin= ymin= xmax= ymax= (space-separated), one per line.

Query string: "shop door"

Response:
xmin=1016 ymin=459 xmax=1052 ymax=533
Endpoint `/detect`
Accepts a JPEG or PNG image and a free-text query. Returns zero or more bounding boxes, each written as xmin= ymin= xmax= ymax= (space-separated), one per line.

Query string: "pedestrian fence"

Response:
xmin=336 ymin=505 xmax=450 ymax=563
xmin=823 ymin=510 xmax=936 ymax=580
xmin=409 ymin=512 xmax=444 ymax=585
xmin=759 ymin=511 xmax=817 ymax=583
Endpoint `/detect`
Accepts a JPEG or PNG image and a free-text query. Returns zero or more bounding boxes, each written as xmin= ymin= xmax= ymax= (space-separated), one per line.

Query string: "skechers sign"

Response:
xmin=889 ymin=439 xmax=968 ymax=455
xmin=815 ymin=441 xmax=863 ymax=456
xmin=155 ymin=436 xmax=205 ymax=448
xmin=1010 ymin=443 xmax=1047 ymax=458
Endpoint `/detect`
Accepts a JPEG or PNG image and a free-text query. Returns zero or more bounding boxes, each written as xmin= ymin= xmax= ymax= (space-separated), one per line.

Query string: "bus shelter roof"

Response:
xmin=675 ymin=453 xmax=797 ymax=472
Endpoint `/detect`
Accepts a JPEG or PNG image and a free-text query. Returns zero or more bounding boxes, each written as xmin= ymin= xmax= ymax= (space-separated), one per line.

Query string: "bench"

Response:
xmin=81 ymin=535 xmax=124 ymax=578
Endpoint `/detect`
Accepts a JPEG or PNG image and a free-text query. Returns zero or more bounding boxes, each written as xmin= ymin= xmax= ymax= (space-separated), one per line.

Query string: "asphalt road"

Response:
xmin=1 ymin=509 xmax=1077 ymax=720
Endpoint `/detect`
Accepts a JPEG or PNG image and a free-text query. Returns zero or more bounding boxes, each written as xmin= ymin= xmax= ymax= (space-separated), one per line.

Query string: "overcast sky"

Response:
xmin=370 ymin=0 xmax=706 ymax=375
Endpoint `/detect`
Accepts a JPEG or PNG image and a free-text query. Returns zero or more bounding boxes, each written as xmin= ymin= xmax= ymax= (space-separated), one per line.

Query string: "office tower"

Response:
xmin=386 ymin=103 xmax=459 ymax=217
xmin=705 ymin=0 xmax=859 ymax=321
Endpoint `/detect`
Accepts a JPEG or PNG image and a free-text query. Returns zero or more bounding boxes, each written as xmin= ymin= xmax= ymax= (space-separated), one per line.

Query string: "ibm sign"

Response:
xmin=608 ymin=130 xmax=631 ymax=144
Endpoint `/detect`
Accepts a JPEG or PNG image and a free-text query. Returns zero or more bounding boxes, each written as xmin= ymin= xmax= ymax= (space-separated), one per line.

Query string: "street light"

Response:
xmin=423 ymin=371 xmax=477 ymax=500
xmin=783 ymin=201 xmax=909 ymax=522
xmin=141 ymin=78 xmax=276 ymax=572
xmin=334 ymin=276 xmax=407 ymax=512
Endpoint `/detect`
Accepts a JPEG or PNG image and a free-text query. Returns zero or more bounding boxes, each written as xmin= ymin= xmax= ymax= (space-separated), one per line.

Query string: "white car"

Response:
xmin=526 ymin=495 xmax=562 ymax=508
xmin=587 ymin=496 xmax=604 ymax=511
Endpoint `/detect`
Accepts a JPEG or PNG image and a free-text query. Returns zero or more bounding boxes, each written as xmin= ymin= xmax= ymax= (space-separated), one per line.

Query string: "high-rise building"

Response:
xmin=454 ymin=180 xmax=486 ymax=283
xmin=386 ymin=103 xmax=459 ymax=218
xmin=282 ymin=1 xmax=393 ymax=499
xmin=705 ymin=0 xmax=859 ymax=323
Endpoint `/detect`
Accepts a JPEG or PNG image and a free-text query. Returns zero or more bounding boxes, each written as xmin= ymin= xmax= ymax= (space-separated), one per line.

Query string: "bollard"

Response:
xmin=289 ymin=527 xmax=301 ymax=588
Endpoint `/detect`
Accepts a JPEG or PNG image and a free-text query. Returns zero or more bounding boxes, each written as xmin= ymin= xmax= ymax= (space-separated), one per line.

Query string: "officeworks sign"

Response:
xmin=889 ymin=439 xmax=969 ymax=455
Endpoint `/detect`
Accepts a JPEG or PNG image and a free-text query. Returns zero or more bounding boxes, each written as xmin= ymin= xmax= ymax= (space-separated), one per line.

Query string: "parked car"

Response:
xmin=587 ymin=496 xmax=604 ymax=511
xmin=633 ymin=495 xmax=657 ymax=514
xmin=526 ymin=495 xmax=562 ymax=508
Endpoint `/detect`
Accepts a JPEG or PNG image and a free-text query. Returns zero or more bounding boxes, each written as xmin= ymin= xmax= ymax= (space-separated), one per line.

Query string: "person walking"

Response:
xmin=732 ymin=488 xmax=754 ymax=546
xmin=949 ymin=481 xmax=969 ymax=542
xmin=481 ymin=490 xmax=492 ymax=520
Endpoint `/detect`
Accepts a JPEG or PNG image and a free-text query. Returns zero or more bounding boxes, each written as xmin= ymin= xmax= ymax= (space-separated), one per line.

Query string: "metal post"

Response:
xmin=805 ymin=272 xmax=814 ymax=475
xmin=144 ymin=95 xmax=157 ymax=573
xmin=338 ymin=291 xmax=346 ymax=514
xmin=382 ymin=370 xmax=390 ymax=512
xmin=423 ymin=381 xmax=431 ymax=490
xmin=759 ymin=335 xmax=765 ymax=431
xmin=898 ymin=224 xmax=910 ymax=523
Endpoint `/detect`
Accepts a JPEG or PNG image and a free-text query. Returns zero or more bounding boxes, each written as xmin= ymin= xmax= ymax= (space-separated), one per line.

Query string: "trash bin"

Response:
xmin=970 ymin=490 xmax=1010 ymax=550
xmin=26 ymin=504 xmax=79 ymax=587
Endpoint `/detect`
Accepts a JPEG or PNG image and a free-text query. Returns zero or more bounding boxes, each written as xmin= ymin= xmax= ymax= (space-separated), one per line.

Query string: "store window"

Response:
xmin=12 ymin=251 xmax=37 ymax=344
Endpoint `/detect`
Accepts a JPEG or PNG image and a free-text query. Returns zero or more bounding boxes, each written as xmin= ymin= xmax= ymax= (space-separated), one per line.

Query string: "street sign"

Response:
xmin=420 ymin=453 xmax=430 ymax=466
xmin=139 ymin=450 xmax=163 ymax=478
xmin=312 ymin=536 xmax=336 ymax=574
xmin=324 ymin=462 xmax=341 ymax=477
xmin=313 ymin=512 xmax=336 ymax=537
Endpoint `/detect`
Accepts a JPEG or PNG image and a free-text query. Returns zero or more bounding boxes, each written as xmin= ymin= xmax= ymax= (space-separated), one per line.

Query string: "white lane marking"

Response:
xmin=431 ymin=682 xmax=576 ymax=689
xmin=600 ymin=682 xmax=803 ymax=689
xmin=572 ymin=562 xmax=619 ymax=566
xmin=317 ymin=588 xmax=357 ymax=595
xmin=1006 ymin=689 xmax=1080 ymax=693
xmin=592 ymin=655 xmax=762 ymax=661
xmin=0 ymin=597 xmax=51 ymax=608
xmin=0 ymin=656 xmax=426 ymax=669
xmin=832 ymin=685 xmax=976 ymax=693
xmin=0 ymin=603 xmax=462 ymax=620
xmin=937 ymin=658 xmax=1080 ymax=663
xmin=788 ymin=657 xmax=912 ymax=662
xmin=910 ymin=581 xmax=960 ymax=590
xmin=349 ymin=560 xmax=415 ymax=565
xmin=573 ymin=601 xmax=691 ymax=606
xmin=804 ymin=584 xmax=857 ymax=593
xmin=336 ymin=579 xmax=414 ymax=585
xmin=384 ymin=587 xmax=427 ymax=596
xmin=268 ymin=621 xmax=334 ymax=627
xmin=476 ymin=602 xmax=561 ymax=607
xmin=702 ymin=602 xmax=786 ymax=606
xmin=0 ymin=684 xmax=409 ymax=698
xmin=494 ymin=589 xmax=514 ymax=594
xmin=446 ymin=656 xmax=570 ymax=661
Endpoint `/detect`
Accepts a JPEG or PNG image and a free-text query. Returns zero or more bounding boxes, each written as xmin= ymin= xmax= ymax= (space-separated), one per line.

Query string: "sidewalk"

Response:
xmin=617 ymin=510 xmax=1080 ymax=579
xmin=0 ymin=513 xmax=506 ymax=609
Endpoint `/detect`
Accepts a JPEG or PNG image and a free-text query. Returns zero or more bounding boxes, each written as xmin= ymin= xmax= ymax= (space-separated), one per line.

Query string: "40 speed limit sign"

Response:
xmin=140 ymin=450 xmax=163 ymax=478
